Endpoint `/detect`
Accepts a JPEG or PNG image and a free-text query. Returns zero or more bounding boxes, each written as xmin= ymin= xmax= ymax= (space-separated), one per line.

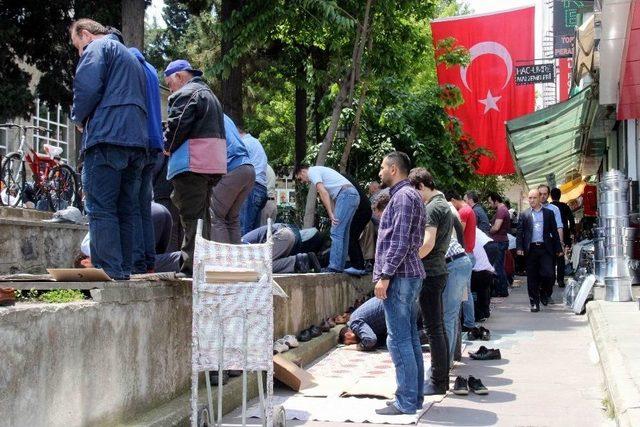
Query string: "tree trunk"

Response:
xmin=339 ymin=81 xmax=368 ymax=174
xmin=302 ymin=0 xmax=374 ymax=227
xmin=294 ymin=63 xmax=308 ymax=168
xmin=121 ymin=0 xmax=146 ymax=50
xmin=221 ymin=0 xmax=244 ymax=127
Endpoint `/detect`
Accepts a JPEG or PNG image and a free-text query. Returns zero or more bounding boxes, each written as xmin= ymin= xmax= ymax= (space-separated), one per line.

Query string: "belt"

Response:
xmin=268 ymin=197 xmax=275 ymax=200
xmin=531 ymin=242 xmax=544 ymax=246
xmin=445 ymin=252 xmax=466 ymax=264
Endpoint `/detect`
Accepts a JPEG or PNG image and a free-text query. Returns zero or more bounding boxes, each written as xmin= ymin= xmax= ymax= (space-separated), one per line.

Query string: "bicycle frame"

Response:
xmin=3 ymin=124 xmax=59 ymax=185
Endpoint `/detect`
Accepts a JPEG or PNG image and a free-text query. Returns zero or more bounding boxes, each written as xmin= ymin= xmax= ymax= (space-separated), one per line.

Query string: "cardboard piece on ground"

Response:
xmin=298 ymin=377 xmax=348 ymax=398
xmin=340 ymin=377 xmax=396 ymax=399
xmin=273 ymin=354 xmax=315 ymax=391
xmin=47 ymin=268 xmax=112 ymax=282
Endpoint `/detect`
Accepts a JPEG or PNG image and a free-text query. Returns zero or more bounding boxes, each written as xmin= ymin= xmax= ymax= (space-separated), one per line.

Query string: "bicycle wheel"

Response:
xmin=0 ymin=152 xmax=26 ymax=207
xmin=45 ymin=164 xmax=78 ymax=212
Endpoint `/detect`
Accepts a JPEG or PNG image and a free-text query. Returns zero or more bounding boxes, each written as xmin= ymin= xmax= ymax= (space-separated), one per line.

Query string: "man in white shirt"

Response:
xmin=472 ymin=228 xmax=496 ymax=321
xmin=295 ymin=165 xmax=359 ymax=272
xmin=260 ymin=164 xmax=277 ymax=226
xmin=538 ymin=184 xmax=564 ymax=302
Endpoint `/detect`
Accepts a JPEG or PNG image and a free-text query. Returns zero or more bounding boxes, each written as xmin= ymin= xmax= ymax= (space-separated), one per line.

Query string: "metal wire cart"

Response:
xmin=191 ymin=220 xmax=286 ymax=426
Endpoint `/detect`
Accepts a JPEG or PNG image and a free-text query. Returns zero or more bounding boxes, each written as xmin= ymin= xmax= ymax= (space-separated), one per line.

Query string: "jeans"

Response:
xmin=82 ymin=144 xmax=145 ymax=279
xmin=462 ymin=254 xmax=476 ymax=328
xmin=328 ymin=187 xmax=359 ymax=271
xmin=443 ymin=255 xmax=472 ymax=366
xmin=133 ymin=152 xmax=158 ymax=273
xmin=383 ymin=276 xmax=424 ymax=414
xmin=240 ymin=182 xmax=268 ymax=235
xmin=420 ymin=273 xmax=449 ymax=389
xmin=493 ymin=241 xmax=510 ymax=296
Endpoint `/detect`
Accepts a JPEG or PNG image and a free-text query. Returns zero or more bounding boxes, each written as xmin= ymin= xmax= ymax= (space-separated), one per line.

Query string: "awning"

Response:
xmin=506 ymin=86 xmax=598 ymax=189
xmin=559 ymin=178 xmax=587 ymax=203
xmin=573 ymin=14 xmax=596 ymax=85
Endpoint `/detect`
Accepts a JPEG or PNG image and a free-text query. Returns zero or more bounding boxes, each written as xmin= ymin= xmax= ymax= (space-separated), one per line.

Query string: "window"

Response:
xmin=31 ymin=100 xmax=70 ymax=161
xmin=0 ymin=127 xmax=7 ymax=156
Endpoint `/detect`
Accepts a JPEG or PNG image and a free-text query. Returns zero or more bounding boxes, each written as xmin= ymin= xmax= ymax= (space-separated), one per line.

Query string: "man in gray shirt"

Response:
xmin=464 ymin=190 xmax=491 ymax=234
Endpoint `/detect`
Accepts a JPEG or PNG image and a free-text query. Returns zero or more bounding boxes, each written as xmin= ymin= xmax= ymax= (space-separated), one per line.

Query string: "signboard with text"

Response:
xmin=553 ymin=0 xmax=584 ymax=58
xmin=515 ymin=64 xmax=555 ymax=85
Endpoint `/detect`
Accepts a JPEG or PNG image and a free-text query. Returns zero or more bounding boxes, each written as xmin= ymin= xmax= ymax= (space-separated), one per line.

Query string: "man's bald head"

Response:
xmin=528 ymin=189 xmax=541 ymax=209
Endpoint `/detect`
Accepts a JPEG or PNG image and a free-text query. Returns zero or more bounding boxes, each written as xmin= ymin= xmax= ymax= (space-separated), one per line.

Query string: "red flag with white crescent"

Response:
xmin=431 ymin=7 xmax=535 ymax=175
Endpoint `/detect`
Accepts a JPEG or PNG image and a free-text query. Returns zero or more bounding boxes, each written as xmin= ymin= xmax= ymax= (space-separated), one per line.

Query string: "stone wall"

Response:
xmin=0 ymin=274 xmax=373 ymax=427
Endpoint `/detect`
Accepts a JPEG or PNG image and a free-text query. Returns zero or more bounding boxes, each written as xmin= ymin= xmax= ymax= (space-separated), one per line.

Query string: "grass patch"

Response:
xmin=38 ymin=289 xmax=85 ymax=303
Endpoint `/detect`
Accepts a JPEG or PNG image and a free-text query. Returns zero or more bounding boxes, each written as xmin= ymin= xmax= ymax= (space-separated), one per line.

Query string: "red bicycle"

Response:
xmin=0 ymin=123 xmax=79 ymax=211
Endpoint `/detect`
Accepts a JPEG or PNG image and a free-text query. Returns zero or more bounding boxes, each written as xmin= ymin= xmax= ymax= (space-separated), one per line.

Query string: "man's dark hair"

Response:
xmin=384 ymin=151 xmax=411 ymax=176
xmin=550 ymin=187 xmax=561 ymax=201
xmin=372 ymin=191 xmax=391 ymax=212
xmin=488 ymin=191 xmax=503 ymax=203
xmin=504 ymin=200 xmax=511 ymax=209
xmin=70 ymin=19 xmax=108 ymax=37
xmin=444 ymin=189 xmax=462 ymax=201
xmin=338 ymin=326 xmax=349 ymax=344
xmin=538 ymin=184 xmax=551 ymax=193
xmin=106 ymin=26 xmax=124 ymax=43
xmin=465 ymin=190 xmax=480 ymax=203
xmin=293 ymin=164 xmax=309 ymax=178
xmin=408 ymin=167 xmax=436 ymax=191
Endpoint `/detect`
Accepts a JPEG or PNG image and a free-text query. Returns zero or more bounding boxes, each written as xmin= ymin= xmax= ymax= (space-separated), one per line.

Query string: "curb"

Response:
xmin=123 ymin=325 xmax=340 ymax=426
xmin=587 ymin=300 xmax=640 ymax=427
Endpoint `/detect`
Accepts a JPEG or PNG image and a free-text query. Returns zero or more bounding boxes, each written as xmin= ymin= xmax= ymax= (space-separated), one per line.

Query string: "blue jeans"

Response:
xmin=494 ymin=241 xmax=510 ymax=296
xmin=443 ymin=255 xmax=472 ymax=365
xmin=240 ymin=182 xmax=268 ymax=235
xmin=328 ymin=187 xmax=359 ymax=271
xmin=383 ymin=276 xmax=424 ymax=414
xmin=132 ymin=152 xmax=157 ymax=273
xmin=82 ymin=144 xmax=145 ymax=279
xmin=462 ymin=254 xmax=476 ymax=328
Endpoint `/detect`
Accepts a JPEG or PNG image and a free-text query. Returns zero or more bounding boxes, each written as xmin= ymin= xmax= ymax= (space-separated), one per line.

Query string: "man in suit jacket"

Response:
xmin=516 ymin=189 xmax=562 ymax=312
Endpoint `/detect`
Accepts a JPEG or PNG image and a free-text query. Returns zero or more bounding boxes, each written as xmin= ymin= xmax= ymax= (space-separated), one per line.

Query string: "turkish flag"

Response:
xmin=431 ymin=7 xmax=535 ymax=175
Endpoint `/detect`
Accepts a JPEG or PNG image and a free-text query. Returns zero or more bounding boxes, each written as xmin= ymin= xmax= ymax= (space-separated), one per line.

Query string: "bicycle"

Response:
xmin=0 ymin=123 xmax=79 ymax=211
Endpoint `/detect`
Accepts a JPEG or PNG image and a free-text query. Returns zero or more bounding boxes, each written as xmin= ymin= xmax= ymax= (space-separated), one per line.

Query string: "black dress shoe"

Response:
xmin=307 ymin=252 xmax=322 ymax=273
xmin=309 ymin=325 xmax=322 ymax=338
xmin=479 ymin=327 xmax=491 ymax=341
xmin=530 ymin=304 xmax=540 ymax=312
xmin=297 ymin=329 xmax=312 ymax=342
xmin=452 ymin=376 xmax=469 ymax=395
xmin=468 ymin=376 xmax=489 ymax=394
xmin=467 ymin=327 xmax=483 ymax=341
xmin=470 ymin=347 xmax=501 ymax=360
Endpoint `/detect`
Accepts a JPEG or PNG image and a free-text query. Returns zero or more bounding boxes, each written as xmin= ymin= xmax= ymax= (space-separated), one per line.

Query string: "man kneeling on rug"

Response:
xmin=338 ymin=297 xmax=386 ymax=351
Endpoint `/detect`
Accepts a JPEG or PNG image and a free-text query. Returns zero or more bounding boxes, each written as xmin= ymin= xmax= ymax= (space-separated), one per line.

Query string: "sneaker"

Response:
xmin=452 ymin=376 xmax=469 ymax=395
xmin=466 ymin=327 xmax=483 ymax=341
xmin=468 ymin=376 xmax=489 ymax=395
xmin=282 ymin=335 xmax=299 ymax=348
xmin=344 ymin=267 xmax=367 ymax=276
xmin=273 ymin=340 xmax=289 ymax=354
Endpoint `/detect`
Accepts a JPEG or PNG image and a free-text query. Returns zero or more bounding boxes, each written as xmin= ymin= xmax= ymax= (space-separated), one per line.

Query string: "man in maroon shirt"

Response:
xmin=488 ymin=192 xmax=511 ymax=297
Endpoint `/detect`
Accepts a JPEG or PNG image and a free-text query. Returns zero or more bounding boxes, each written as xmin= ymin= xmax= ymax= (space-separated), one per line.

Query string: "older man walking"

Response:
xmin=373 ymin=152 xmax=426 ymax=416
xmin=70 ymin=19 xmax=148 ymax=280
xmin=164 ymin=59 xmax=227 ymax=277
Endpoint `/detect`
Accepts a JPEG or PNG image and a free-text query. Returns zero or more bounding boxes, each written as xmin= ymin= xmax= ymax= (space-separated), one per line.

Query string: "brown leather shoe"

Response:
xmin=0 ymin=288 xmax=16 ymax=307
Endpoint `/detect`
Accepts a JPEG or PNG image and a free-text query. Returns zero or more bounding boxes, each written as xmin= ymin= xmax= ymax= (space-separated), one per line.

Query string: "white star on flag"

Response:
xmin=478 ymin=90 xmax=501 ymax=114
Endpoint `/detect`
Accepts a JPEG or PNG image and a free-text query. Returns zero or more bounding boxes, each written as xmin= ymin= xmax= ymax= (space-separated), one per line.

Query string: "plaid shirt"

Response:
xmin=373 ymin=179 xmax=426 ymax=282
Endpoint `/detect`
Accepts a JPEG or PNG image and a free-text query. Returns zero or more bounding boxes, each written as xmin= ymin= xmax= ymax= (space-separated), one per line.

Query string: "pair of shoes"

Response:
xmin=423 ymin=381 xmax=448 ymax=395
xmin=209 ymin=371 xmax=229 ymax=386
xmin=0 ymin=288 xmax=16 ymax=307
xmin=452 ymin=376 xmax=489 ymax=395
xmin=344 ymin=267 xmax=367 ymax=276
xmin=297 ymin=325 xmax=322 ymax=342
xmin=478 ymin=326 xmax=490 ymax=341
xmin=469 ymin=346 xmax=501 ymax=360
xmin=466 ymin=327 xmax=483 ymax=341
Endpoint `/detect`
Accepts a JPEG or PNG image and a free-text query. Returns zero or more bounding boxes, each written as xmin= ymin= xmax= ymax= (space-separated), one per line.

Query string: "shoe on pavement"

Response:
xmin=452 ymin=376 xmax=469 ymax=395
xmin=468 ymin=376 xmax=489 ymax=395
xmin=375 ymin=405 xmax=409 ymax=415
xmin=273 ymin=340 xmax=289 ymax=354
xmin=469 ymin=347 xmax=501 ymax=360
xmin=530 ymin=304 xmax=540 ymax=312
xmin=479 ymin=326 xmax=491 ymax=341
xmin=344 ymin=267 xmax=367 ymax=276
xmin=423 ymin=381 xmax=448 ymax=395
xmin=466 ymin=327 xmax=483 ymax=341
xmin=296 ymin=329 xmax=312 ymax=342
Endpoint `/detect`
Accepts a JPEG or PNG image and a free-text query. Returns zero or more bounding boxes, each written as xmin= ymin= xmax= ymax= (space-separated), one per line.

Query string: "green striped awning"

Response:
xmin=506 ymin=86 xmax=598 ymax=188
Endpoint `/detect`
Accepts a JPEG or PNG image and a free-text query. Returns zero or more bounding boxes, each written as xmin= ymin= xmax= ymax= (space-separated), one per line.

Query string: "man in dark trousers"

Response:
xmin=344 ymin=175 xmax=373 ymax=276
xmin=551 ymin=187 xmax=576 ymax=287
xmin=410 ymin=168 xmax=453 ymax=396
xmin=517 ymin=189 xmax=562 ymax=312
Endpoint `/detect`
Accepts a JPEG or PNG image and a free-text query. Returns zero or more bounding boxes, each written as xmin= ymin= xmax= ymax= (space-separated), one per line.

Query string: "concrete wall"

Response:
xmin=0 ymin=274 xmax=373 ymax=427
xmin=0 ymin=214 xmax=87 ymax=274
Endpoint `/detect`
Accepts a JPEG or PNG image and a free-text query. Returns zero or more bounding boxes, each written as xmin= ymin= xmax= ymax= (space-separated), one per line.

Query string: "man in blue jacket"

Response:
xmin=70 ymin=19 xmax=148 ymax=280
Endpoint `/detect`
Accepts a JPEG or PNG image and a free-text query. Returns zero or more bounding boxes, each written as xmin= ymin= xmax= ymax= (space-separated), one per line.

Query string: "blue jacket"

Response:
xmin=71 ymin=34 xmax=148 ymax=151
xmin=129 ymin=48 xmax=163 ymax=152
xmin=223 ymin=115 xmax=252 ymax=172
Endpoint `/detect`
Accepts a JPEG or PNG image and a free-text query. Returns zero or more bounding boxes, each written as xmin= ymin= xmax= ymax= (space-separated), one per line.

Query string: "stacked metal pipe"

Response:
xmin=596 ymin=170 xmax=633 ymax=301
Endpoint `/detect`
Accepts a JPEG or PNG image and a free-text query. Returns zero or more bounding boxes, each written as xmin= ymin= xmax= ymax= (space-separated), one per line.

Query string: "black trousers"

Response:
xmin=347 ymin=206 xmax=371 ymax=269
xmin=171 ymin=172 xmax=219 ymax=275
xmin=525 ymin=245 xmax=555 ymax=305
xmin=155 ymin=197 xmax=183 ymax=253
xmin=471 ymin=270 xmax=493 ymax=320
xmin=556 ymin=254 xmax=565 ymax=287
xmin=420 ymin=273 xmax=449 ymax=388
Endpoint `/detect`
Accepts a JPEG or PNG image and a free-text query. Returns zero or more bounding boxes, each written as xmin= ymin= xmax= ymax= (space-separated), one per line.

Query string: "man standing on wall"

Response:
xmin=373 ymin=152 xmax=426 ymax=415
xmin=238 ymin=128 xmax=269 ymax=235
xmin=70 ymin=19 xmax=148 ymax=280
xmin=294 ymin=165 xmax=359 ymax=273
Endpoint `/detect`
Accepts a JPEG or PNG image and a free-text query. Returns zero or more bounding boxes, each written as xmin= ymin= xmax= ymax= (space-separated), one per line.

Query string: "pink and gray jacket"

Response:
xmin=164 ymin=76 xmax=227 ymax=180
